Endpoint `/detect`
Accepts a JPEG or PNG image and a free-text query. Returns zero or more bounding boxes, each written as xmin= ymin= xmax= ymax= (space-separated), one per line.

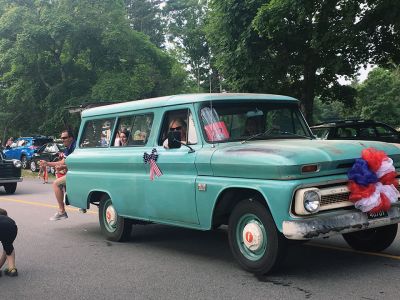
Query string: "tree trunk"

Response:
xmin=302 ymin=63 xmax=317 ymax=125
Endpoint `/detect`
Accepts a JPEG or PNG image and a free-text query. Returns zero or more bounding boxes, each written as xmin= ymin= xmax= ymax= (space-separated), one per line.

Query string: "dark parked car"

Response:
xmin=3 ymin=136 xmax=53 ymax=169
xmin=311 ymin=120 xmax=400 ymax=143
xmin=0 ymin=150 xmax=22 ymax=194
xmin=30 ymin=142 xmax=65 ymax=173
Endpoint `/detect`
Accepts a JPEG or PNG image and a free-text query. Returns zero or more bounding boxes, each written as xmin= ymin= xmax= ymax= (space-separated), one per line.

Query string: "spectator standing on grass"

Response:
xmin=40 ymin=128 xmax=76 ymax=221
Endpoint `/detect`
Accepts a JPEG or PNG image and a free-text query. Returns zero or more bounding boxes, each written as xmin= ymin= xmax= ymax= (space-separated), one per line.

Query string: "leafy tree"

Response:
xmin=0 ymin=0 xmax=188 ymax=136
xmin=357 ymin=0 xmax=400 ymax=67
xmin=124 ymin=0 xmax=165 ymax=48
xmin=163 ymin=0 xmax=220 ymax=92
xmin=313 ymin=98 xmax=344 ymax=124
xmin=206 ymin=0 xmax=400 ymax=124
xmin=355 ymin=67 xmax=400 ymax=126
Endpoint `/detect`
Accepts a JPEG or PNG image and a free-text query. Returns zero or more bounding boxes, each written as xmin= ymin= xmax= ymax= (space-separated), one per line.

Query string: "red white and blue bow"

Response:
xmin=143 ymin=148 xmax=163 ymax=180
xmin=347 ymin=147 xmax=399 ymax=213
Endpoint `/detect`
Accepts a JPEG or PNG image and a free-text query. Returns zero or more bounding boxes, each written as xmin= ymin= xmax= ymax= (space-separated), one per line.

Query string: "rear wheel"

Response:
xmin=4 ymin=183 xmax=17 ymax=194
xmin=343 ymin=224 xmax=398 ymax=252
xmin=228 ymin=199 xmax=287 ymax=275
xmin=99 ymin=195 xmax=132 ymax=242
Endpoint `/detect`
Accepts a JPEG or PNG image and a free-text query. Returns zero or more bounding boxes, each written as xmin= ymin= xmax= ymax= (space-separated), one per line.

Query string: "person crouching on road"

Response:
xmin=0 ymin=208 xmax=18 ymax=277
xmin=41 ymin=128 xmax=76 ymax=221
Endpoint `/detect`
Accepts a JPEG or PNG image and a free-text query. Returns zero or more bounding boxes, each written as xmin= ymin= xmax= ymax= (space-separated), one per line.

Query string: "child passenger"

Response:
xmin=0 ymin=208 xmax=18 ymax=277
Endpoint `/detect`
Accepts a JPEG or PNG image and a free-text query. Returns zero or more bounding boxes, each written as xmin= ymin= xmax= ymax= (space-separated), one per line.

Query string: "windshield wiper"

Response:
xmin=276 ymin=131 xmax=313 ymax=139
xmin=241 ymin=128 xmax=275 ymax=144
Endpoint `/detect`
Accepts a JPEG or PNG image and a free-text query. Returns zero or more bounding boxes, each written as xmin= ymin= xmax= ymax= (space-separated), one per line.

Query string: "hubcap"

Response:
xmin=105 ymin=203 xmax=117 ymax=228
xmin=236 ymin=214 xmax=267 ymax=261
xmin=242 ymin=222 xmax=263 ymax=251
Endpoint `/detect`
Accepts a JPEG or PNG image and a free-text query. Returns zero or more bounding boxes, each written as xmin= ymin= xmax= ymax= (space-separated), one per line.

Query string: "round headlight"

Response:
xmin=304 ymin=190 xmax=320 ymax=213
xmin=13 ymin=159 xmax=22 ymax=168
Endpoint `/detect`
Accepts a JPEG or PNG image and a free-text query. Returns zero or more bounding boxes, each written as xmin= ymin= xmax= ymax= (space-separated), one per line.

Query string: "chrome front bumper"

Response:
xmin=282 ymin=206 xmax=400 ymax=240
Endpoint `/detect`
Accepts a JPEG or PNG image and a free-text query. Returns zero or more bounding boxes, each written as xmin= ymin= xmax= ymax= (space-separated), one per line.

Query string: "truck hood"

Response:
xmin=210 ymin=139 xmax=400 ymax=180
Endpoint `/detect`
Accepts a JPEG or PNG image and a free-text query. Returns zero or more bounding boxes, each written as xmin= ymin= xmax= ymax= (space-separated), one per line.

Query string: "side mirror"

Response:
xmin=167 ymin=131 xmax=182 ymax=149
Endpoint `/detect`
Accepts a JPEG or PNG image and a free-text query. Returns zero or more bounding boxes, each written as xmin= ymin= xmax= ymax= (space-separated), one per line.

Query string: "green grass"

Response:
xmin=22 ymin=169 xmax=55 ymax=179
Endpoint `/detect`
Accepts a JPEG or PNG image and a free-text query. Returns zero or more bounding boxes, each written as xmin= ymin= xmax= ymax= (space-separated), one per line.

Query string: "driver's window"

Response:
xmin=158 ymin=109 xmax=198 ymax=146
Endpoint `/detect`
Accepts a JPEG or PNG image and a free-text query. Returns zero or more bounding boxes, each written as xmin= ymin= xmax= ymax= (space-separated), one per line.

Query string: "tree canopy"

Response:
xmin=0 ymin=0 xmax=189 ymax=138
xmin=356 ymin=67 xmax=400 ymax=126
xmin=206 ymin=0 xmax=400 ymax=123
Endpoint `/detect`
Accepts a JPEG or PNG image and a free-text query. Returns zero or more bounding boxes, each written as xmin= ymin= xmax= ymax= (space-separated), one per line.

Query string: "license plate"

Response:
xmin=367 ymin=211 xmax=388 ymax=220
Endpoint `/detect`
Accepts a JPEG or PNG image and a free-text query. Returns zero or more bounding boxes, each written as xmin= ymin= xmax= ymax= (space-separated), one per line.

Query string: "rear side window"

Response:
xmin=376 ymin=125 xmax=398 ymax=138
xmin=80 ymin=118 xmax=116 ymax=148
xmin=33 ymin=138 xmax=53 ymax=146
xmin=113 ymin=113 xmax=153 ymax=147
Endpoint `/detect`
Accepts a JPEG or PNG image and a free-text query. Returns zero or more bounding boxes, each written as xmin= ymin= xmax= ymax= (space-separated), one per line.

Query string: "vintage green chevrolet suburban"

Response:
xmin=66 ymin=93 xmax=400 ymax=274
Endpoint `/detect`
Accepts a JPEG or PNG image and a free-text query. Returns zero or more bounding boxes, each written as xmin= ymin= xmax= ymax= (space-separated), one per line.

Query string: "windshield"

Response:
xmin=200 ymin=101 xmax=312 ymax=142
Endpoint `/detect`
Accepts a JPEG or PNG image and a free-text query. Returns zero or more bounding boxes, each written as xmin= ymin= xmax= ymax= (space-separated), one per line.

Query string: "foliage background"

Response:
xmin=0 ymin=0 xmax=399 ymax=141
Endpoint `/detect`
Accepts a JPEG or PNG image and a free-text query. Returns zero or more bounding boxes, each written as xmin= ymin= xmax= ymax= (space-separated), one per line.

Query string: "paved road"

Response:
xmin=1 ymin=179 xmax=400 ymax=299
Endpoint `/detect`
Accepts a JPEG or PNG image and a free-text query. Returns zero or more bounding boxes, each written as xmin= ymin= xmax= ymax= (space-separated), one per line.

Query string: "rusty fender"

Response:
xmin=282 ymin=206 xmax=400 ymax=240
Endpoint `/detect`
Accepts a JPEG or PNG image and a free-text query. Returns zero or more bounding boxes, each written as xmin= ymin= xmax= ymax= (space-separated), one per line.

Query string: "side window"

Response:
xmin=113 ymin=115 xmax=135 ymax=147
xmin=357 ymin=126 xmax=376 ymax=138
xmin=113 ymin=113 xmax=154 ymax=147
xmin=80 ymin=118 xmax=115 ymax=148
xmin=158 ymin=109 xmax=198 ymax=146
xmin=337 ymin=127 xmax=356 ymax=138
xmin=376 ymin=125 xmax=397 ymax=138
xmin=129 ymin=114 xmax=153 ymax=146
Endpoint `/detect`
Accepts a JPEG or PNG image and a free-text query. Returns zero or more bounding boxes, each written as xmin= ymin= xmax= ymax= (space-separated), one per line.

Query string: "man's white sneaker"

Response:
xmin=49 ymin=211 xmax=68 ymax=221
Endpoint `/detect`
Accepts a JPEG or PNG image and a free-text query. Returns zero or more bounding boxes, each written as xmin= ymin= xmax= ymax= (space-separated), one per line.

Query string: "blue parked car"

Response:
xmin=3 ymin=136 xmax=53 ymax=169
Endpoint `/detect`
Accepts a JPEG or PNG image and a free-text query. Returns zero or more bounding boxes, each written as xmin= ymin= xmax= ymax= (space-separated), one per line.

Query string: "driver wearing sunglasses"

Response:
xmin=163 ymin=118 xmax=187 ymax=149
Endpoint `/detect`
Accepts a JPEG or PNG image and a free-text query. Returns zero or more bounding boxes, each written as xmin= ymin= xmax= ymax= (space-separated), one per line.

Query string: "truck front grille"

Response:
xmin=0 ymin=162 xmax=21 ymax=178
xmin=319 ymin=181 xmax=400 ymax=210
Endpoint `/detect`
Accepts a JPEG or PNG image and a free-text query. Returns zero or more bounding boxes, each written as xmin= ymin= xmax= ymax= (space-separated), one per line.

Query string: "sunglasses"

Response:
xmin=61 ymin=136 xmax=69 ymax=140
xmin=170 ymin=126 xmax=182 ymax=131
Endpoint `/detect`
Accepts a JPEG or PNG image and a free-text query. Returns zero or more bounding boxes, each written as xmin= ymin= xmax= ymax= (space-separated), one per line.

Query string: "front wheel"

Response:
xmin=343 ymin=224 xmax=398 ymax=252
xmin=99 ymin=195 xmax=132 ymax=242
xmin=228 ymin=199 xmax=287 ymax=275
xmin=4 ymin=183 xmax=17 ymax=194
